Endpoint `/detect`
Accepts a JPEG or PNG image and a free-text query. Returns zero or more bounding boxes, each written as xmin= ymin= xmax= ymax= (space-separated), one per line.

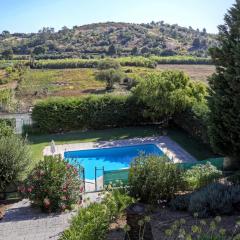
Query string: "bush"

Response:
xmin=0 ymin=135 xmax=31 ymax=192
xmin=227 ymin=172 xmax=240 ymax=185
xmin=102 ymin=188 xmax=135 ymax=221
xmin=61 ymin=203 xmax=110 ymax=240
xmin=97 ymin=60 xmax=120 ymax=70
xmin=20 ymin=155 xmax=83 ymax=212
xmin=170 ymin=193 xmax=191 ymax=211
xmin=31 ymin=95 xmax=145 ymax=133
xmin=96 ymin=69 xmax=124 ymax=90
xmin=0 ymin=120 xmax=14 ymax=136
xmin=174 ymin=99 xmax=210 ymax=144
xmin=183 ymin=162 xmax=222 ymax=190
xmin=61 ymin=188 xmax=134 ymax=240
xmin=129 ymin=155 xmax=183 ymax=203
xmin=188 ymin=183 xmax=240 ymax=218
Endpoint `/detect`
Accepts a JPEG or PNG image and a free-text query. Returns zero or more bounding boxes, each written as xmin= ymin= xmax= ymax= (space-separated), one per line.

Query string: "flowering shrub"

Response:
xmin=19 ymin=155 xmax=83 ymax=212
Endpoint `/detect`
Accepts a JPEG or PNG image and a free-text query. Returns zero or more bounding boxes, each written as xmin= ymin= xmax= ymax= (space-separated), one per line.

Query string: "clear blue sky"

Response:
xmin=0 ymin=0 xmax=236 ymax=34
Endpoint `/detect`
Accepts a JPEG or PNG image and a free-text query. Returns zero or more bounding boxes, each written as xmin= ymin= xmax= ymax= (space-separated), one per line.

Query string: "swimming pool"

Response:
xmin=64 ymin=144 xmax=163 ymax=180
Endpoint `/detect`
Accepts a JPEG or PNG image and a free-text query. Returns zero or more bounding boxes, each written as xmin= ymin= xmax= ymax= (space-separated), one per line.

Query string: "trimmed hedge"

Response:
xmin=32 ymin=95 xmax=145 ymax=133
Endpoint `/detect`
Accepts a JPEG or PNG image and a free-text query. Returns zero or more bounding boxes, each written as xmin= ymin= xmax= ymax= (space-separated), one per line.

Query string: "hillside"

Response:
xmin=0 ymin=21 xmax=217 ymax=59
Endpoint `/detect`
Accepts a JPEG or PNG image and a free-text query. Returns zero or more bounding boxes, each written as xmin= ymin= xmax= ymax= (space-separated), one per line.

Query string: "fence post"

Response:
xmin=102 ymin=166 xmax=105 ymax=190
xmin=83 ymin=167 xmax=85 ymax=192
xmin=95 ymin=167 xmax=97 ymax=191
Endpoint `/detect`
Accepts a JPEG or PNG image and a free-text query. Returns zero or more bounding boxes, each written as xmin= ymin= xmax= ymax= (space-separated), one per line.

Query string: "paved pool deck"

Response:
xmin=43 ymin=136 xmax=197 ymax=164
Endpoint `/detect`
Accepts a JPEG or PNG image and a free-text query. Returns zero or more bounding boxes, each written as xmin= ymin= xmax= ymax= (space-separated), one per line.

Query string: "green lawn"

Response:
xmin=167 ymin=127 xmax=218 ymax=160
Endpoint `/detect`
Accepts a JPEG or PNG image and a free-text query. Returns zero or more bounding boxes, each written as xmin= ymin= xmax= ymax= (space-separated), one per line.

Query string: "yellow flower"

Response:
xmin=144 ymin=216 xmax=151 ymax=223
xmin=180 ymin=218 xmax=186 ymax=225
xmin=191 ymin=225 xmax=199 ymax=233
xmin=165 ymin=229 xmax=173 ymax=237
xmin=219 ymin=228 xmax=226 ymax=236
xmin=215 ymin=216 xmax=221 ymax=223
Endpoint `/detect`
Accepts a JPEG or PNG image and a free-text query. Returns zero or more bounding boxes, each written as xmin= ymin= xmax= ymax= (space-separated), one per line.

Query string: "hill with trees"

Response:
xmin=0 ymin=21 xmax=217 ymax=59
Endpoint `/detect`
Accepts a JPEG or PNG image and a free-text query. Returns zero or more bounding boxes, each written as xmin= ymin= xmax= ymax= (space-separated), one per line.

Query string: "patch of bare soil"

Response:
xmin=107 ymin=207 xmax=240 ymax=240
xmin=157 ymin=64 xmax=216 ymax=83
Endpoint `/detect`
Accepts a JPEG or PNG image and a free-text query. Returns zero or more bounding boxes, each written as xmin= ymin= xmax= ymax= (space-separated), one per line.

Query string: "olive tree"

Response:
xmin=0 ymin=135 xmax=31 ymax=194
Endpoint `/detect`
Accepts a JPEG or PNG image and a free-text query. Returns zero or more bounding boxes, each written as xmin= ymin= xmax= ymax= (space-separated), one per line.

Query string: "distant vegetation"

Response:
xmin=0 ymin=21 xmax=217 ymax=60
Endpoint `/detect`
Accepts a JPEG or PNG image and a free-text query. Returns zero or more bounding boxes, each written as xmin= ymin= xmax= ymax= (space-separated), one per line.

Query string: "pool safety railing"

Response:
xmin=95 ymin=166 xmax=104 ymax=191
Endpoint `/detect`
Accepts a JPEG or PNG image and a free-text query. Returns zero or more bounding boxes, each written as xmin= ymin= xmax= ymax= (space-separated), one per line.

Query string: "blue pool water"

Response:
xmin=64 ymin=144 xmax=163 ymax=180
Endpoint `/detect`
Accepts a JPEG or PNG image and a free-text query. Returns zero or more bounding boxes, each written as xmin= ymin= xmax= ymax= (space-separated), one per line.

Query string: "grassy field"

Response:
xmin=17 ymin=68 xmax=105 ymax=98
xmin=28 ymin=126 xmax=216 ymax=167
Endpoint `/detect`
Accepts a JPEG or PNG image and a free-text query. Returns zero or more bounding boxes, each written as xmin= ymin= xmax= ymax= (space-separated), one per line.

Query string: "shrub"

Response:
xmin=20 ymin=155 xmax=83 ymax=212
xmin=0 ymin=135 xmax=31 ymax=192
xmin=102 ymin=188 xmax=135 ymax=221
xmin=174 ymin=99 xmax=210 ymax=144
xmin=31 ymin=95 xmax=145 ymax=133
xmin=97 ymin=60 xmax=120 ymax=70
xmin=61 ymin=203 xmax=110 ymax=240
xmin=0 ymin=120 xmax=14 ymax=136
xmin=183 ymin=162 xmax=222 ymax=190
xmin=96 ymin=69 xmax=124 ymax=90
xmin=129 ymin=155 xmax=183 ymax=203
xmin=61 ymin=188 xmax=134 ymax=240
xmin=188 ymin=183 xmax=240 ymax=218
xmin=170 ymin=193 xmax=191 ymax=211
xmin=227 ymin=172 xmax=240 ymax=185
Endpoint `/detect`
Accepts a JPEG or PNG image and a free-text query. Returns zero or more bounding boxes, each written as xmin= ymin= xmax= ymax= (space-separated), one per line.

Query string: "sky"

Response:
xmin=0 ymin=0 xmax=236 ymax=34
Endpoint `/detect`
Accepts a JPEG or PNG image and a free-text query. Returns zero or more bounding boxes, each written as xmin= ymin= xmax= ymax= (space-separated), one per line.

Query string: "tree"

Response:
xmin=108 ymin=44 xmax=117 ymax=56
xmin=1 ymin=48 xmax=13 ymax=60
xmin=32 ymin=45 xmax=47 ymax=55
xmin=192 ymin=38 xmax=201 ymax=48
xmin=133 ymin=71 xmax=205 ymax=123
xmin=96 ymin=69 xmax=124 ymax=90
xmin=209 ymin=0 xmax=240 ymax=170
xmin=131 ymin=47 xmax=138 ymax=56
xmin=0 ymin=135 xmax=31 ymax=197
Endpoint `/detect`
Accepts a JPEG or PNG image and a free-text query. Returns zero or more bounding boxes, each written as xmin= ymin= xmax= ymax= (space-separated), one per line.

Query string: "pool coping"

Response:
xmin=43 ymin=136 xmax=197 ymax=164
xmin=43 ymin=136 xmax=197 ymax=191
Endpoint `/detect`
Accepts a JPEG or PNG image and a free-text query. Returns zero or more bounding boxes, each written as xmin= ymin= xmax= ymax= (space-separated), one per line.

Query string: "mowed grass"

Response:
xmin=28 ymin=126 xmax=216 ymax=168
xmin=17 ymin=68 xmax=105 ymax=98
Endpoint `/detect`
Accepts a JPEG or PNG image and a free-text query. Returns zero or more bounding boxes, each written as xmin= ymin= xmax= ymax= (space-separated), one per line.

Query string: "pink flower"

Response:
xmin=66 ymin=163 xmax=71 ymax=169
xmin=27 ymin=187 xmax=33 ymax=193
xmin=80 ymin=186 xmax=84 ymax=193
xmin=18 ymin=185 xmax=25 ymax=193
xmin=43 ymin=197 xmax=51 ymax=208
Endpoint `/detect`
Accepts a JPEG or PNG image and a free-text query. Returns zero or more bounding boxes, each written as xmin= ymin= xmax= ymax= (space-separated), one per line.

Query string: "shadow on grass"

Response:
xmin=28 ymin=126 xmax=158 ymax=145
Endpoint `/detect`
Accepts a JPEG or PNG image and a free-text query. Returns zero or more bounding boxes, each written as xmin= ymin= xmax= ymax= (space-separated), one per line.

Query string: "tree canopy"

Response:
xmin=209 ymin=0 xmax=240 ymax=169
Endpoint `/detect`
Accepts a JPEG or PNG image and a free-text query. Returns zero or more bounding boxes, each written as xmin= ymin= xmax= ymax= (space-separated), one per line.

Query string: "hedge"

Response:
xmin=32 ymin=95 xmax=145 ymax=133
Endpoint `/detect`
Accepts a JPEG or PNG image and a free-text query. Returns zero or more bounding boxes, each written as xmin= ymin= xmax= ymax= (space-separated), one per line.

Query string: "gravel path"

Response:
xmin=0 ymin=199 xmax=75 ymax=240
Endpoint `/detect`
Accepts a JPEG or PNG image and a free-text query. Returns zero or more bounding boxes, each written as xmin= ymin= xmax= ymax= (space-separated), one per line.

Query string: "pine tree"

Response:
xmin=209 ymin=0 xmax=240 ymax=169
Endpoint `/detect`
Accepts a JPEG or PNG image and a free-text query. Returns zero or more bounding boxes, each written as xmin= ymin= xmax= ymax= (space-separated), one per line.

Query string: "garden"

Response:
xmin=1 ymin=2 xmax=240 ymax=240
